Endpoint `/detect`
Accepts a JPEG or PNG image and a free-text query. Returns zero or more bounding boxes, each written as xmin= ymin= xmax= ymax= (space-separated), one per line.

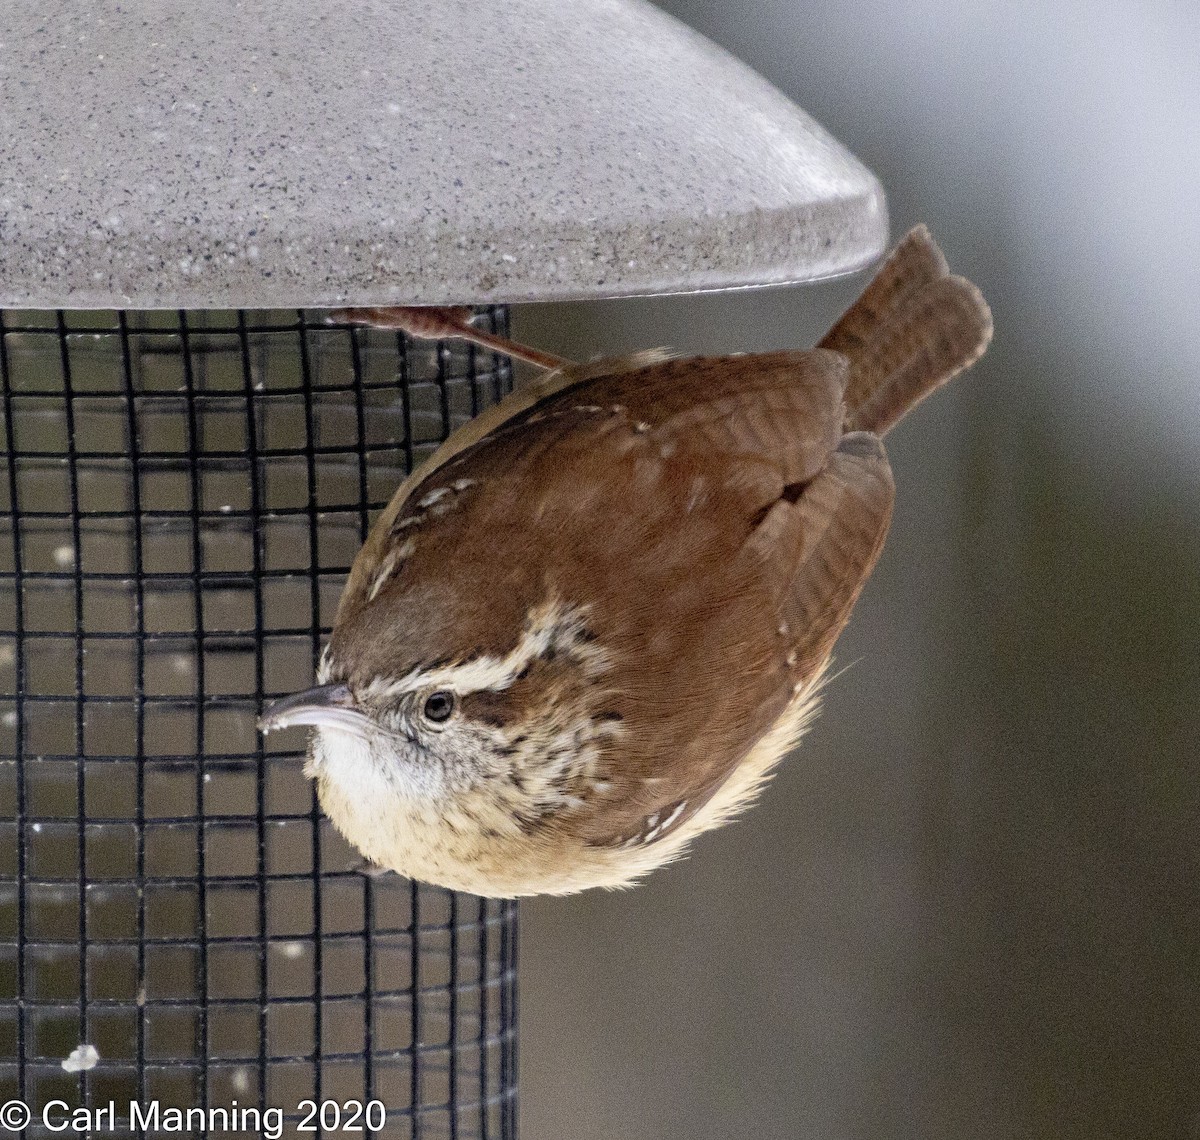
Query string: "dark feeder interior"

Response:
xmin=0 ymin=307 xmax=519 ymax=1137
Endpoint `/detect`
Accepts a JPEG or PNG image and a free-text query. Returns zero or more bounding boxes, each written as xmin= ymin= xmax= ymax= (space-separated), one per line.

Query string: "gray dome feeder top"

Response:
xmin=0 ymin=0 xmax=887 ymax=309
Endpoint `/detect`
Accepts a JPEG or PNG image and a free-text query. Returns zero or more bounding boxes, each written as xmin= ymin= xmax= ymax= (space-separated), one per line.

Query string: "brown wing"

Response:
xmin=457 ymin=348 xmax=853 ymax=492
xmin=339 ymin=349 xmax=850 ymax=618
xmin=743 ymin=432 xmax=895 ymax=679
xmin=584 ymin=429 xmax=894 ymax=849
xmin=336 ymin=347 xmax=850 ymax=646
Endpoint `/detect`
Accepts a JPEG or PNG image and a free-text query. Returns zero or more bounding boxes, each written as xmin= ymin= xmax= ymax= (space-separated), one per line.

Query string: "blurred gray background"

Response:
xmin=514 ymin=2 xmax=1200 ymax=1138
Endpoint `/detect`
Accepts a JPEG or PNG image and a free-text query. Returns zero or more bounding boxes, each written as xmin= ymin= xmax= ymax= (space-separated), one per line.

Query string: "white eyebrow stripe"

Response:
xmin=359 ymin=598 xmax=610 ymax=703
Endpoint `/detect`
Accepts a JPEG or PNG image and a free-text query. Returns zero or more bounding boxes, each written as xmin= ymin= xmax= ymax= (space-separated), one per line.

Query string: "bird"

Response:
xmin=259 ymin=225 xmax=992 ymax=897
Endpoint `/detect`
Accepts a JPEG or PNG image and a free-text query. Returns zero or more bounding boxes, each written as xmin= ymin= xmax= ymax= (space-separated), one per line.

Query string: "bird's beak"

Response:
xmin=258 ymin=683 xmax=370 ymax=735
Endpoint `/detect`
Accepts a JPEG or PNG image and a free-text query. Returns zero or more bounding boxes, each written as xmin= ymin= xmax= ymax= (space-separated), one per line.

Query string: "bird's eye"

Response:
xmin=422 ymin=690 xmax=456 ymax=723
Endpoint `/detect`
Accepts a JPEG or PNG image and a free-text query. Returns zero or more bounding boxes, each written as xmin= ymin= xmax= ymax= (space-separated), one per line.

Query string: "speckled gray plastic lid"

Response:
xmin=0 ymin=0 xmax=887 ymax=309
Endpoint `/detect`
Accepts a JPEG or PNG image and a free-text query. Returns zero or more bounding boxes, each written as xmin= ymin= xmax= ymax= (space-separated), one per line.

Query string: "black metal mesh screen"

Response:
xmin=0 ymin=308 xmax=519 ymax=1138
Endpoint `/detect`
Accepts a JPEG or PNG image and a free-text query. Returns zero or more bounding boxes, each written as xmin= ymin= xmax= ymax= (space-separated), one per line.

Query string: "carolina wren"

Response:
xmin=259 ymin=226 xmax=992 ymax=897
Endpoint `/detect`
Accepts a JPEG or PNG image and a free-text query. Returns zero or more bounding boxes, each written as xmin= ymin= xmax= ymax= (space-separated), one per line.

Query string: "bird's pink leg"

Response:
xmin=331 ymin=306 xmax=571 ymax=371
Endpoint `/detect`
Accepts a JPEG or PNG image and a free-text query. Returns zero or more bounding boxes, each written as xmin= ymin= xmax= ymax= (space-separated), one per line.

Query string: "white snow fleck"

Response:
xmin=62 ymin=1043 xmax=100 ymax=1073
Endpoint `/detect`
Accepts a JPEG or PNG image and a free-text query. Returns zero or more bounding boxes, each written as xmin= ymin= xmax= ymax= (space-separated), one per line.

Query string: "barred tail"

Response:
xmin=821 ymin=225 xmax=993 ymax=437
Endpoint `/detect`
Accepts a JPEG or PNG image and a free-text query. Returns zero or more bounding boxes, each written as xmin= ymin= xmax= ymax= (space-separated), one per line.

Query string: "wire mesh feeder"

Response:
xmin=0 ymin=308 xmax=519 ymax=1139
